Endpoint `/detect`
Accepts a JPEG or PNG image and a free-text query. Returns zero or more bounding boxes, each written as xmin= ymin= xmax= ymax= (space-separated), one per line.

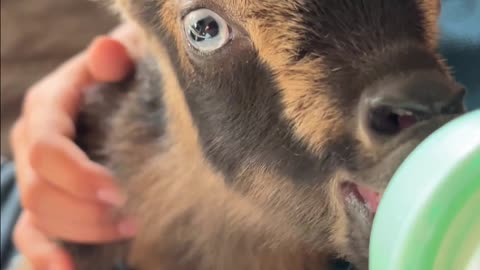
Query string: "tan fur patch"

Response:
xmin=126 ymin=156 xmax=330 ymax=269
xmin=418 ymin=0 xmax=442 ymax=49
xmin=244 ymin=1 xmax=343 ymax=155
xmin=233 ymin=164 xmax=342 ymax=253
xmin=117 ymin=126 xmax=325 ymax=269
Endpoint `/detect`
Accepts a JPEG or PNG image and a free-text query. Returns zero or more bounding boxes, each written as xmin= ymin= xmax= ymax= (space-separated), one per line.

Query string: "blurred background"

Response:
xmin=1 ymin=0 xmax=479 ymax=160
xmin=1 ymin=0 xmax=117 ymax=158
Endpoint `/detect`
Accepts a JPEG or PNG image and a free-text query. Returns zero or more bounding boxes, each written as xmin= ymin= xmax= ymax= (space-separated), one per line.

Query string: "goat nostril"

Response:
xmin=368 ymin=106 xmax=419 ymax=136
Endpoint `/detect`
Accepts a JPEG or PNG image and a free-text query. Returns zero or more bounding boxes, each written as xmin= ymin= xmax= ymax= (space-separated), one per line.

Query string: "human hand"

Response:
xmin=10 ymin=22 xmax=144 ymax=270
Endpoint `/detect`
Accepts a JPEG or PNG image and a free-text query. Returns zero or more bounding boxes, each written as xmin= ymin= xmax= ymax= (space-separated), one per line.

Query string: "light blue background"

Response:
xmin=439 ymin=0 xmax=480 ymax=110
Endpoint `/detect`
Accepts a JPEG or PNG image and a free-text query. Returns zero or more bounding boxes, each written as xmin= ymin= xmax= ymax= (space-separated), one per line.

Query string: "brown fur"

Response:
xmin=12 ymin=0 xmax=465 ymax=269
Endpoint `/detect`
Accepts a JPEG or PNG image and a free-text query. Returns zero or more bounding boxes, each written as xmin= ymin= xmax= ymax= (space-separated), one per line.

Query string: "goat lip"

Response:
xmin=341 ymin=182 xmax=383 ymax=215
xmin=356 ymin=185 xmax=382 ymax=214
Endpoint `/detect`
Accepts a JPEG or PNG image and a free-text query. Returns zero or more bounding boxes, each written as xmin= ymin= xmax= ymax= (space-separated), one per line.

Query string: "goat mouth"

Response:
xmin=340 ymin=182 xmax=383 ymax=218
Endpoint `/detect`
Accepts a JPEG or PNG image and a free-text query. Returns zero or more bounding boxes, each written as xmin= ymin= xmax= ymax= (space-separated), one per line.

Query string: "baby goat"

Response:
xmin=12 ymin=0 xmax=466 ymax=269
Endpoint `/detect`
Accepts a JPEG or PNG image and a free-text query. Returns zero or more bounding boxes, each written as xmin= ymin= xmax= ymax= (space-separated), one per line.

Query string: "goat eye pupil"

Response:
xmin=190 ymin=17 xmax=219 ymax=42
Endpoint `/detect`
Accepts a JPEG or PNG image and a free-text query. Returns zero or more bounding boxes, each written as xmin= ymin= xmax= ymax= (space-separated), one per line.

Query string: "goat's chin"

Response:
xmin=335 ymin=183 xmax=374 ymax=270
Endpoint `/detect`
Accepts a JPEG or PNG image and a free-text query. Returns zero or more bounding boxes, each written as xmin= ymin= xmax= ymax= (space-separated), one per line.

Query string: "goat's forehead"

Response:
xmin=175 ymin=0 xmax=439 ymax=20
xmin=123 ymin=0 xmax=439 ymax=41
xmin=172 ymin=0 xmax=440 ymax=45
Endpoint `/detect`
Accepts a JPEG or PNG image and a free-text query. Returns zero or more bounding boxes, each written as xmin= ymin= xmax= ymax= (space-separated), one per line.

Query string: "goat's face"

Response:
xmin=116 ymin=0 xmax=465 ymax=268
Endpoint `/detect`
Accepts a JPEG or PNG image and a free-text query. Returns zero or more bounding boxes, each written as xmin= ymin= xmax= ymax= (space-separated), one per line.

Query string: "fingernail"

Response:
xmin=97 ymin=189 xmax=126 ymax=207
xmin=117 ymin=219 xmax=137 ymax=237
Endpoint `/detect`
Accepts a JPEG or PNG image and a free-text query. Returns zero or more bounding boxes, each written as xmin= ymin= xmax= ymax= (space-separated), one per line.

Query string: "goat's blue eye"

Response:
xmin=184 ymin=9 xmax=230 ymax=52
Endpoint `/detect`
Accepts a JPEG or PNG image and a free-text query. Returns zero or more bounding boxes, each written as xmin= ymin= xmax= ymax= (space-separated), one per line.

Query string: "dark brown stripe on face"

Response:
xmin=293 ymin=0 xmax=436 ymax=106
xmin=294 ymin=0 xmax=428 ymax=60
xmin=181 ymin=50 xmax=356 ymax=183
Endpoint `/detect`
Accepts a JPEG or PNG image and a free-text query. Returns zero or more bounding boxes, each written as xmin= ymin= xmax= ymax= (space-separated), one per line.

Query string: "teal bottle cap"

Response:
xmin=370 ymin=110 xmax=480 ymax=270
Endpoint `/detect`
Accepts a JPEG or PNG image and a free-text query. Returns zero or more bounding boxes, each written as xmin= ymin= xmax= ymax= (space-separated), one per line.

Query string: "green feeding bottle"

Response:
xmin=369 ymin=109 xmax=480 ymax=270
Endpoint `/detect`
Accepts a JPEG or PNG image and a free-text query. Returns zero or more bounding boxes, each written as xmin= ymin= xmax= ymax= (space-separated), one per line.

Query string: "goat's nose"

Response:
xmin=360 ymin=70 xmax=466 ymax=137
